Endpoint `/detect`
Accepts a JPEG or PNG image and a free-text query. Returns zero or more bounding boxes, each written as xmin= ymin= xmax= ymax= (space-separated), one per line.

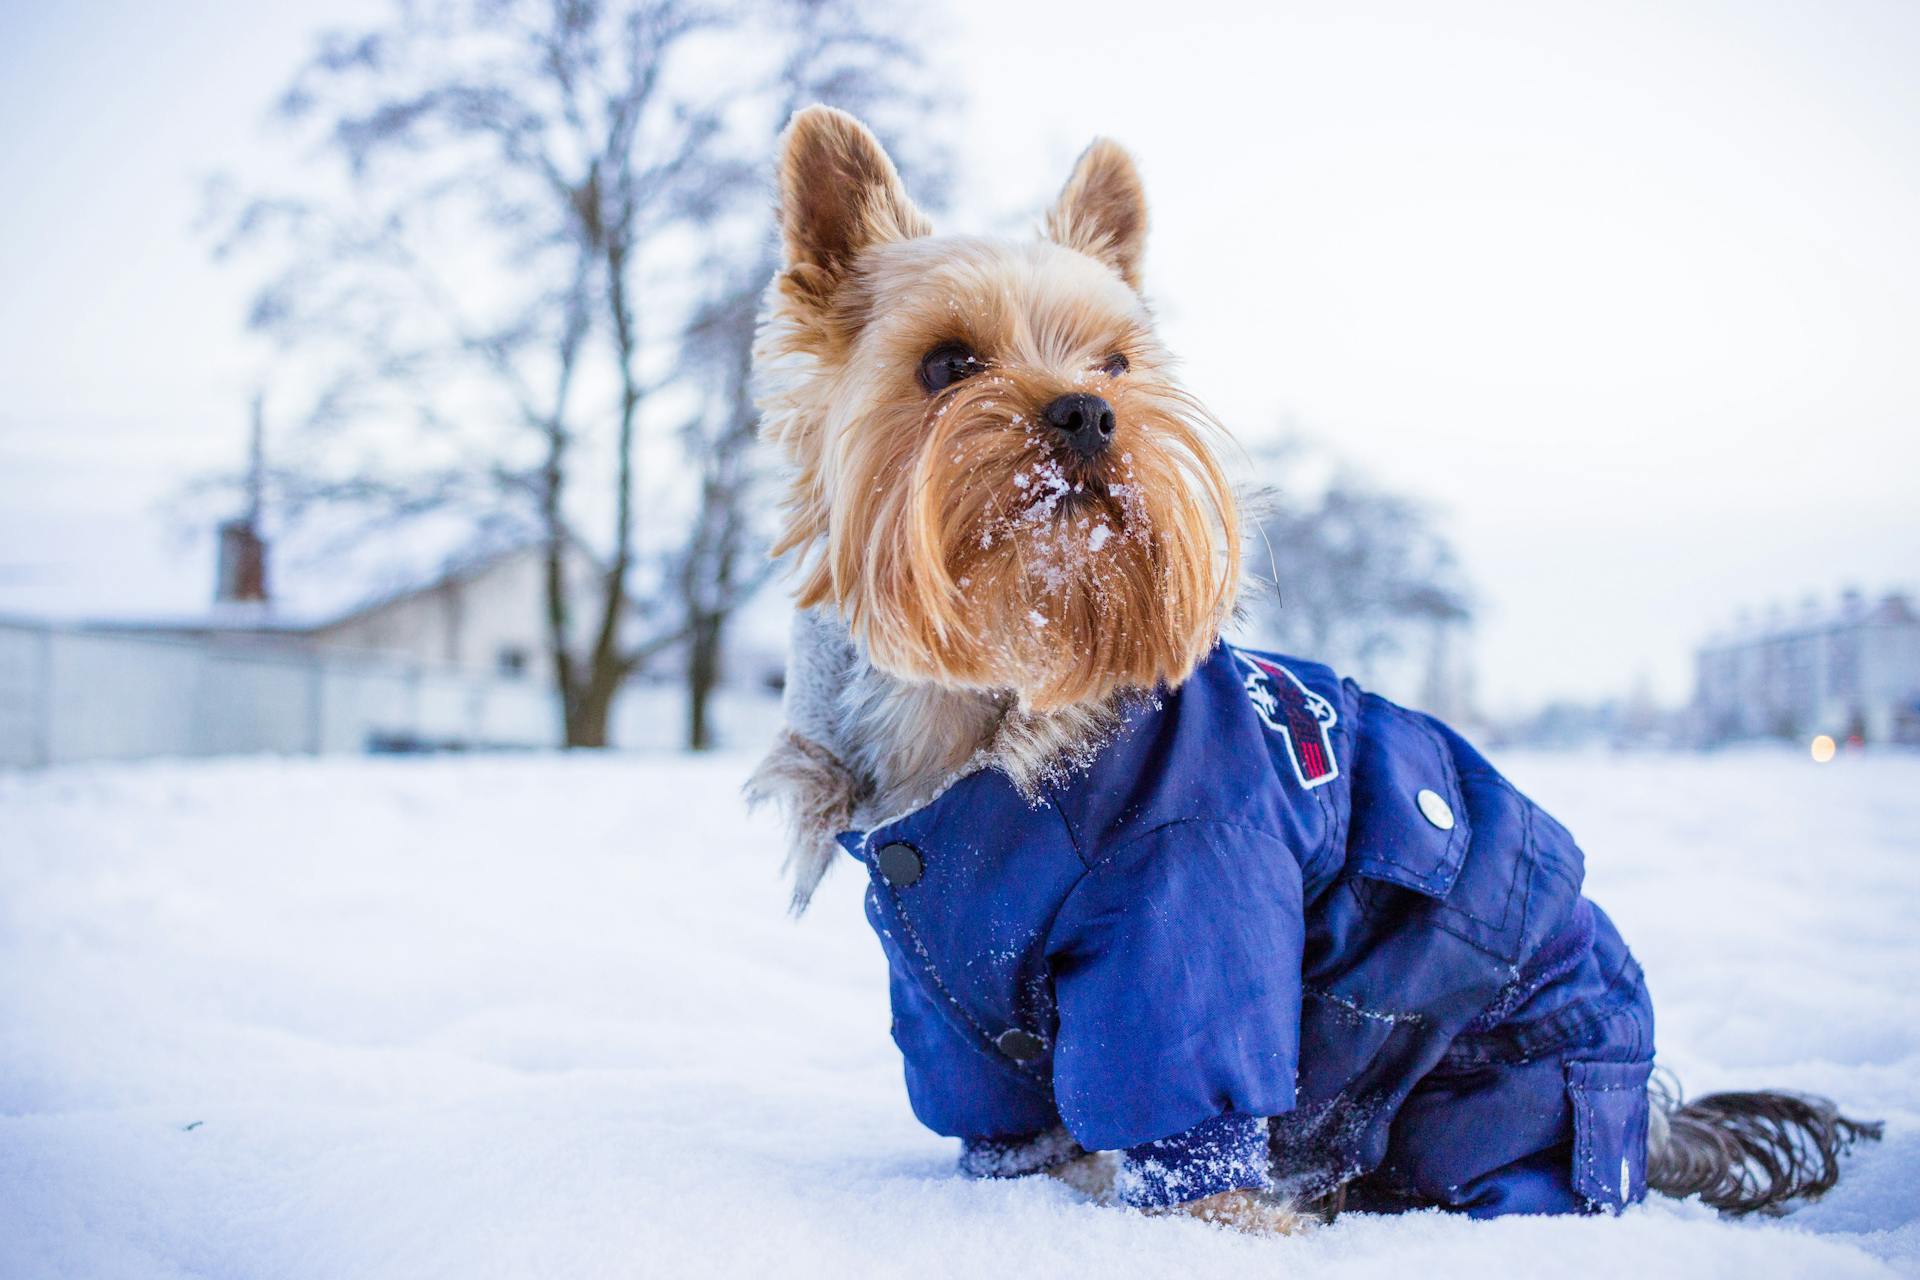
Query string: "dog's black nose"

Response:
xmin=1041 ymin=393 xmax=1115 ymax=458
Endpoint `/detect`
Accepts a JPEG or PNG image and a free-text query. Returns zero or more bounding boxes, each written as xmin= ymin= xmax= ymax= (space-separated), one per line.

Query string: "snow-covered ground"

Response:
xmin=1 ymin=746 xmax=1914 ymax=1278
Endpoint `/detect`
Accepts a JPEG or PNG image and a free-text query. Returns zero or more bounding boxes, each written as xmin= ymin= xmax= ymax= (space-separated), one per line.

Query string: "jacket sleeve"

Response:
xmin=958 ymin=1115 xmax=1273 ymax=1211
xmin=1044 ymin=819 xmax=1305 ymax=1153
xmin=1116 ymin=1113 xmax=1271 ymax=1207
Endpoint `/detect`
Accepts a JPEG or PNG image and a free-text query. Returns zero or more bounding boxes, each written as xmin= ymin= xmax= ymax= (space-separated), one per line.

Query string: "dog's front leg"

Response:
xmin=1153 ymin=1189 xmax=1311 ymax=1236
xmin=1045 ymin=1155 xmax=1307 ymax=1235
xmin=1045 ymin=1150 xmax=1116 ymax=1201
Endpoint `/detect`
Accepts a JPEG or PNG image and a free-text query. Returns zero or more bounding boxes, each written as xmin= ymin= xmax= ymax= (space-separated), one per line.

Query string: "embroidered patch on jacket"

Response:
xmin=1232 ymin=650 xmax=1340 ymax=789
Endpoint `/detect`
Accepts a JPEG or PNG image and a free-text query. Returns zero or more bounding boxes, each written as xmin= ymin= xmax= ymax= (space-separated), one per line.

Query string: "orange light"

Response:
xmin=1810 ymin=734 xmax=1837 ymax=764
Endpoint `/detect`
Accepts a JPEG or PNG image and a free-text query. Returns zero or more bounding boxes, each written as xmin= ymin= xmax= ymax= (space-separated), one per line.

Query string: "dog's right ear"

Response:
xmin=1046 ymin=139 xmax=1148 ymax=291
xmin=777 ymin=106 xmax=929 ymax=302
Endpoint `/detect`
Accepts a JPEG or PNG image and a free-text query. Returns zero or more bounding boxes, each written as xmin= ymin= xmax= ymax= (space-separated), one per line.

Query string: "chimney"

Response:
xmin=215 ymin=394 xmax=271 ymax=605
xmin=215 ymin=519 xmax=269 ymax=604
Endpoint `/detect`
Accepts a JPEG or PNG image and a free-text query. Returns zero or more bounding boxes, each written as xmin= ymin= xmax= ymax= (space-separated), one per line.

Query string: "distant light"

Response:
xmin=1810 ymin=734 xmax=1837 ymax=764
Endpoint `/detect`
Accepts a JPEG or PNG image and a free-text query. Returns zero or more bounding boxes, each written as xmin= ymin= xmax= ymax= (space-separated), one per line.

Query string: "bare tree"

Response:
xmin=666 ymin=0 xmax=951 ymax=748
xmin=219 ymin=0 xmax=950 ymax=749
xmin=1247 ymin=437 xmax=1472 ymax=698
xmin=220 ymin=0 xmax=743 ymax=746
xmin=673 ymin=264 xmax=764 ymax=750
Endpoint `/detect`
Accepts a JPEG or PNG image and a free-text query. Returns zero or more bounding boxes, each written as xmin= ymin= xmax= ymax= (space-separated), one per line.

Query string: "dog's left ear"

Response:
xmin=1046 ymin=139 xmax=1149 ymax=291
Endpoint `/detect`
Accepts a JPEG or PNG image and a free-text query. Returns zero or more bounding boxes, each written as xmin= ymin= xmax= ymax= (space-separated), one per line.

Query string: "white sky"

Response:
xmin=2 ymin=0 xmax=1916 ymax=713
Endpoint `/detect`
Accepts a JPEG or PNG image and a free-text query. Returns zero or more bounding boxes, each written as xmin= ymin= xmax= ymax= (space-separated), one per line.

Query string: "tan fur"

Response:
xmin=1155 ymin=1189 xmax=1311 ymax=1236
xmin=775 ymin=106 xmax=932 ymax=320
xmin=758 ymin=108 xmax=1240 ymax=716
xmin=1045 ymin=139 xmax=1151 ymax=292
xmin=1043 ymin=1154 xmax=1309 ymax=1236
xmin=1047 ymin=1151 xmax=1119 ymax=1202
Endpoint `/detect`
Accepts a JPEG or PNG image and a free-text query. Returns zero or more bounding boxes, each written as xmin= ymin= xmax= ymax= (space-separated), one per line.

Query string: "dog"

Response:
xmin=748 ymin=105 xmax=1878 ymax=1232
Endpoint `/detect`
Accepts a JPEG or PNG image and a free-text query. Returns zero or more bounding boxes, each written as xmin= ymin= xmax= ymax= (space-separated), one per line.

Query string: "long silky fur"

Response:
xmin=1646 ymin=1072 xmax=1882 ymax=1215
xmin=745 ymin=729 xmax=870 ymax=913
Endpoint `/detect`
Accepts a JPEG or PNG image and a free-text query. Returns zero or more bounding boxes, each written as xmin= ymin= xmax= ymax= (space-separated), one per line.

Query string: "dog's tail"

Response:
xmin=1645 ymin=1070 xmax=1882 ymax=1215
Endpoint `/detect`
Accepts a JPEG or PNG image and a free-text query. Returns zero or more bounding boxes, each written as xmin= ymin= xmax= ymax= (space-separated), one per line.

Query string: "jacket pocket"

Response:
xmin=1345 ymin=695 xmax=1472 ymax=899
xmin=1566 ymin=1058 xmax=1653 ymax=1211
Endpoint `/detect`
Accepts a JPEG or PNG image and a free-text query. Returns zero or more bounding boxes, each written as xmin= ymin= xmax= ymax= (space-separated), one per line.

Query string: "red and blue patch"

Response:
xmin=1232 ymin=649 xmax=1340 ymax=789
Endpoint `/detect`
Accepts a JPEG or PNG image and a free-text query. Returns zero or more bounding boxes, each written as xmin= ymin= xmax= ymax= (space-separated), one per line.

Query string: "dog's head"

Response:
xmin=757 ymin=107 xmax=1239 ymax=711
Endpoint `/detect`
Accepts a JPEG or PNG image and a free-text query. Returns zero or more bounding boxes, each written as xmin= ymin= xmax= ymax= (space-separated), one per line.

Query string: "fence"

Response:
xmin=0 ymin=618 xmax=773 ymax=768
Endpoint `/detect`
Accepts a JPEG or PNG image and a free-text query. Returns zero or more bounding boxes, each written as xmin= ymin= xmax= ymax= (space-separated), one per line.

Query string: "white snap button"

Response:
xmin=1417 ymin=788 xmax=1455 ymax=830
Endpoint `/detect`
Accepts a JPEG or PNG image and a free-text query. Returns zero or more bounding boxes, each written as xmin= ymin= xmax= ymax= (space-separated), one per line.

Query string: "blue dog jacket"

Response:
xmin=840 ymin=642 xmax=1656 ymax=1215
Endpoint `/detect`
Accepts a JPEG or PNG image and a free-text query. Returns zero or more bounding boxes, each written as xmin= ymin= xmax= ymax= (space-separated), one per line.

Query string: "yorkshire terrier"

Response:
xmin=749 ymin=106 xmax=1877 ymax=1233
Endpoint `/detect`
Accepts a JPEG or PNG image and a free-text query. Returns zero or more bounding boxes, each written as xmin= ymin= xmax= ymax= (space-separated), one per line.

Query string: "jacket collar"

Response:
xmin=747 ymin=607 xmax=1123 ymax=911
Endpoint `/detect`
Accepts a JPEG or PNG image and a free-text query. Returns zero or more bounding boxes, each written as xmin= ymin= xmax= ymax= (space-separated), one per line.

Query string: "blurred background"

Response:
xmin=4 ymin=7 xmax=1918 ymax=1275
xmin=2 ymin=0 xmax=1916 ymax=765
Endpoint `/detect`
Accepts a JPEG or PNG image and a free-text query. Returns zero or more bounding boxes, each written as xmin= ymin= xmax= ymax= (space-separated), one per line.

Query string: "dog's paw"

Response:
xmin=1046 ymin=1150 xmax=1117 ymax=1203
xmin=1154 ymin=1189 xmax=1311 ymax=1236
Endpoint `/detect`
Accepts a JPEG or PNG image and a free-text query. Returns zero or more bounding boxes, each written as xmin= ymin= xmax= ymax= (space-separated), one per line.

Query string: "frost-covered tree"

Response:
xmin=215 ymin=0 xmax=946 ymax=748
xmin=1245 ymin=438 xmax=1472 ymax=705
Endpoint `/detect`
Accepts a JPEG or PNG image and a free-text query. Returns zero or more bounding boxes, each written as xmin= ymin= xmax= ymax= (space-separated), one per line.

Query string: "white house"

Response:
xmin=305 ymin=544 xmax=587 ymax=685
xmin=0 ymin=534 xmax=784 ymax=768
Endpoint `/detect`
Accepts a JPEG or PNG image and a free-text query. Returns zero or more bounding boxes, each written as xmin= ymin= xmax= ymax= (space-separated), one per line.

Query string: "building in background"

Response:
xmin=1694 ymin=590 xmax=1920 ymax=745
xmin=0 ymin=524 xmax=782 ymax=768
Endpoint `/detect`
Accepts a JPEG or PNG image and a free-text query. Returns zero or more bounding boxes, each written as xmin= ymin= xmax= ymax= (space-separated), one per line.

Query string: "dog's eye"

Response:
xmin=1101 ymin=352 xmax=1130 ymax=377
xmin=918 ymin=343 xmax=984 ymax=394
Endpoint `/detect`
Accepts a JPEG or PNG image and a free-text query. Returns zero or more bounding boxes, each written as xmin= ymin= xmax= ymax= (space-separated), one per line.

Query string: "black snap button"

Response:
xmin=875 ymin=841 xmax=924 ymax=887
xmin=995 ymin=1028 xmax=1046 ymax=1062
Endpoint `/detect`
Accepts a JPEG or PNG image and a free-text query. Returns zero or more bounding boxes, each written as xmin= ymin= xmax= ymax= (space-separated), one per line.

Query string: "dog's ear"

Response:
xmin=1045 ymin=139 xmax=1148 ymax=291
xmin=777 ymin=106 xmax=929 ymax=299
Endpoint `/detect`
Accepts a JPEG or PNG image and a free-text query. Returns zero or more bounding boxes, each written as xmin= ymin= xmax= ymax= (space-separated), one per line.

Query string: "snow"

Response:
xmin=1 ymin=746 xmax=1915 ymax=1278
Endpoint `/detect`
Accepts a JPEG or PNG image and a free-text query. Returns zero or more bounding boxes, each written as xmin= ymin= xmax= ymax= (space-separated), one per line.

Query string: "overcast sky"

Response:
xmin=2 ymin=0 xmax=1916 ymax=713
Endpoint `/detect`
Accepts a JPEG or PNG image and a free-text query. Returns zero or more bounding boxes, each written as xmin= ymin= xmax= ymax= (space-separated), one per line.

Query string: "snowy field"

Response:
xmin=1 ymin=746 xmax=1915 ymax=1279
